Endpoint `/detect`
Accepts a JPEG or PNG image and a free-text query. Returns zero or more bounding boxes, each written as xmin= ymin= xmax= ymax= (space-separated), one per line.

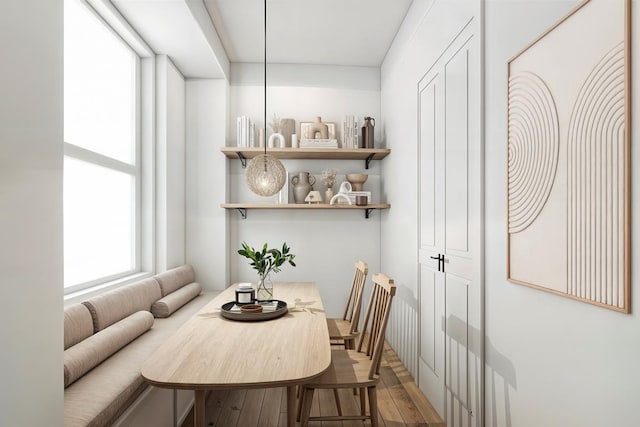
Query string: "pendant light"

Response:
xmin=245 ymin=0 xmax=286 ymax=197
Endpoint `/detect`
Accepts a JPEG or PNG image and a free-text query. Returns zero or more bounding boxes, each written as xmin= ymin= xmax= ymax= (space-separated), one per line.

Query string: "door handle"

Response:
xmin=430 ymin=254 xmax=445 ymax=272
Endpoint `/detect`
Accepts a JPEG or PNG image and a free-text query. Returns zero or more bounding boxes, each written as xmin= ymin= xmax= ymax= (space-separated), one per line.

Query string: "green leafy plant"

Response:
xmin=238 ymin=242 xmax=296 ymax=280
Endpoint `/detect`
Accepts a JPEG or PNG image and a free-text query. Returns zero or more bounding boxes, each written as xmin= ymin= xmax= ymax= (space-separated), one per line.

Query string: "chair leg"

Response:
xmin=300 ymin=387 xmax=315 ymax=427
xmin=359 ymin=387 xmax=366 ymax=416
xmin=333 ymin=388 xmax=343 ymax=416
xmin=367 ymin=386 xmax=378 ymax=427
xmin=296 ymin=386 xmax=303 ymax=422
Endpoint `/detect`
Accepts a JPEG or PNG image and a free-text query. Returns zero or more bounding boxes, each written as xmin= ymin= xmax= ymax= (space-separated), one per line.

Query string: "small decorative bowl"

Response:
xmin=345 ymin=173 xmax=368 ymax=191
xmin=240 ymin=304 xmax=263 ymax=313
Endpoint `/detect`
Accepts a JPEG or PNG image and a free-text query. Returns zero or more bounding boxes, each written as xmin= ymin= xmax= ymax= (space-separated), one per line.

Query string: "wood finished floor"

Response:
xmin=181 ymin=344 xmax=446 ymax=427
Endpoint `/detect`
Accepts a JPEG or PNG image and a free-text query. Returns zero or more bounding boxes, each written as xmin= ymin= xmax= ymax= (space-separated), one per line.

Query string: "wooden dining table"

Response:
xmin=141 ymin=281 xmax=331 ymax=427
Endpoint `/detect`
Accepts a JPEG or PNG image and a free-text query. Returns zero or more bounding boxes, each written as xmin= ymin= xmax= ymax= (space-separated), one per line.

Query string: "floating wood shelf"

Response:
xmin=220 ymin=147 xmax=390 ymax=169
xmin=221 ymin=203 xmax=390 ymax=219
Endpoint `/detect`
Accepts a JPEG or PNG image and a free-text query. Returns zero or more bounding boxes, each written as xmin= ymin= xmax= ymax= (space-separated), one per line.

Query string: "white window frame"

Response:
xmin=64 ymin=0 xmax=155 ymax=298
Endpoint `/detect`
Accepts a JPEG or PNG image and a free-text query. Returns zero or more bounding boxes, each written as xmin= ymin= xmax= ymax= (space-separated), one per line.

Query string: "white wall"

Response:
xmin=0 ymin=0 xmax=64 ymax=425
xmin=227 ymin=63 xmax=383 ymax=317
xmin=185 ymin=79 xmax=230 ymax=290
xmin=156 ymin=55 xmax=186 ymax=272
xmin=484 ymin=1 xmax=640 ymax=426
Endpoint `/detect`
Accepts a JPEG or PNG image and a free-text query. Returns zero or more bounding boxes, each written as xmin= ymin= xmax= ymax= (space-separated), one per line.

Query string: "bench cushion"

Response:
xmin=154 ymin=264 xmax=195 ymax=296
xmin=64 ymin=303 xmax=94 ymax=350
xmin=64 ymin=311 xmax=154 ymax=387
xmin=83 ymin=278 xmax=162 ymax=332
xmin=64 ymin=292 xmax=214 ymax=427
xmin=151 ymin=282 xmax=202 ymax=318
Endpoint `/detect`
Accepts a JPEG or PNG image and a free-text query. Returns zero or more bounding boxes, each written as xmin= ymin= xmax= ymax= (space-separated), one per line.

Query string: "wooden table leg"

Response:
xmin=286 ymin=385 xmax=296 ymax=427
xmin=194 ymin=390 xmax=206 ymax=427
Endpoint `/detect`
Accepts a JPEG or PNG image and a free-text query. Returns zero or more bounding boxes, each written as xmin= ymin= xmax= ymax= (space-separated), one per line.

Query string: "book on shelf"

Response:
xmin=236 ymin=116 xmax=255 ymax=147
xmin=299 ymin=138 xmax=338 ymax=148
xmin=342 ymin=115 xmax=359 ymax=149
xmin=331 ymin=191 xmax=372 ymax=205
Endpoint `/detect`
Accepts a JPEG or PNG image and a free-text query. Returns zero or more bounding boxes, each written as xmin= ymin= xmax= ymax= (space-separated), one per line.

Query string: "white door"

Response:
xmin=418 ymin=21 xmax=483 ymax=427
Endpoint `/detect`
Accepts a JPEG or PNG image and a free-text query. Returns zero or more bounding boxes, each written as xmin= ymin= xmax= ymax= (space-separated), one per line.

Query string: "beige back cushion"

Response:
xmin=82 ymin=278 xmax=162 ymax=332
xmin=154 ymin=265 xmax=196 ymax=296
xmin=64 ymin=304 xmax=94 ymax=350
xmin=63 ymin=311 xmax=154 ymax=388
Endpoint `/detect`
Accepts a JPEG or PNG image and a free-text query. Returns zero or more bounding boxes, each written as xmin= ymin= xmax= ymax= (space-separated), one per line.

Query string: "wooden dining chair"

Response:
xmin=298 ymin=273 xmax=397 ymax=427
xmin=326 ymin=260 xmax=368 ymax=350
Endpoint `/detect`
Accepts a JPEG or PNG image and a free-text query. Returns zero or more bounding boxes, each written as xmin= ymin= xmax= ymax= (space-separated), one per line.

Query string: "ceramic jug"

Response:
xmin=291 ymin=172 xmax=316 ymax=204
xmin=361 ymin=116 xmax=375 ymax=148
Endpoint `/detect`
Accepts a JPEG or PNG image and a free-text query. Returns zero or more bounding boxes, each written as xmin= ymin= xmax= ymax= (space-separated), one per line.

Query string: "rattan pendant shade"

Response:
xmin=245 ymin=153 xmax=286 ymax=196
xmin=245 ymin=0 xmax=286 ymax=197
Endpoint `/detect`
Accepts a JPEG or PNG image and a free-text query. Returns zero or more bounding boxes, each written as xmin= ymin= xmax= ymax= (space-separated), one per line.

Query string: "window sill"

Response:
xmin=64 ymin=272 xmax=152 ymax=306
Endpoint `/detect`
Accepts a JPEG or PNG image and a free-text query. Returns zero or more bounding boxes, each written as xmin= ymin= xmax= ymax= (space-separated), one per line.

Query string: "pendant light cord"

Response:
xmin=264 ymin=0 xmax=267 ymax=156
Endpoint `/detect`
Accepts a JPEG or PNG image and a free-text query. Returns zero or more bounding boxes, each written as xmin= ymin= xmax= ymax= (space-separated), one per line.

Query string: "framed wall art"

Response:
xmin=507 ymin=0 xmax=631 ymax=312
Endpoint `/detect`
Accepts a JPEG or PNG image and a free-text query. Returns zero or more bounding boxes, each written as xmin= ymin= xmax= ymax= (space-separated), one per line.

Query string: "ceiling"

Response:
xmin=111 ymin=0 xmax=413 ymax=78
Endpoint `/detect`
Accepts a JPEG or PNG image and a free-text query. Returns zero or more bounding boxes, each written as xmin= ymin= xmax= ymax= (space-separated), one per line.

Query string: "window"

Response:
xmin=64 ymin=0 xmax=140 ymax=291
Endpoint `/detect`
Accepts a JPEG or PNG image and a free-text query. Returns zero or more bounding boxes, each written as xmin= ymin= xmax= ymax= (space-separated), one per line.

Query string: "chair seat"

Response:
xmin=326 ymin=318 xmax=357 ymax=340
xmin=307 ymin=349 xmax=378 ymax=389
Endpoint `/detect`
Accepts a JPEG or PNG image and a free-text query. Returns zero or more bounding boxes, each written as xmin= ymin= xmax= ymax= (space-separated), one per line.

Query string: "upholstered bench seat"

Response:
xmin=64 ymin=292 xmax=212 ymax=427
xmin=63 ymin=265 xmax=216 ymax=427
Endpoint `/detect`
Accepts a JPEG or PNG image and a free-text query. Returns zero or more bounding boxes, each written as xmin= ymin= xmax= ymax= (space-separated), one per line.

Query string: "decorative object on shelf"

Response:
xmin=244 ymin=0 xmax=286 ymax=197
xmin=291 ymin=171 xmax=316 ymax=204
xmin=321 ymin=168 xmax=337 ymax=202
xmin=346 ymin=173 xmax=368 ymax=191
xmin=507 ymin=0 xmax=630 ymax=312
xmin=330 ymin=181 xmax=353 ymax=205
xmin=268 ymin=114 xmax=281 ymax=134
xmin=305 ymin=190 xmax=322 ymax=204
xmin=338 ymin=181 xmax=352 ymax=193
xmin=235 ymin=283 xmax=255 ymax=304
xmin=320 ymin=168 xmax=337 ymax=189
xmin=301 ymin=117 xmax=336 ymax=140
xmin=268 ymin=132 xmax=285 ymax=148
xmin=355 ymin=195 xmax=368 ymax=206
xmin=291 ymin=133 xmax=299 ymax=148
xmin=258 ymin=128 xmax=265 ymax=147
xmin=361 ymin=116 xmax=375 ymax=148
xmin=305 ymin=116 xmax=328 ymax=138
xmin=238 ymin=242 xmax=296 ymax=301
xmin=325 ymin=188 xmax=334 ymax=202
xmin=276 ymin=171 xmax=290 ymax=204
xmin=280 ymin=118 xmax=295 ymax=147
xmin=267 ymin=114 xmax=285 ymax=148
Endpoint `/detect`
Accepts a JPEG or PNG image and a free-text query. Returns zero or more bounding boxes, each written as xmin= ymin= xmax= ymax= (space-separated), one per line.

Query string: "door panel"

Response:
xmin=445 ymin=274 xmax=470 ymax=411
xmin=418 ymin=18 xmax=482 ymax=427
xmin=420 ymin=80 xmax=438 ymax=249
xmin=445 ymin=47 xmax=470 ymax=257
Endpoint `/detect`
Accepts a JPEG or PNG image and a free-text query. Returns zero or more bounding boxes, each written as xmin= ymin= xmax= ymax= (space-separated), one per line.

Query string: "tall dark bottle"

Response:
xmin=361 ymin=116 xmax=375 ymax=148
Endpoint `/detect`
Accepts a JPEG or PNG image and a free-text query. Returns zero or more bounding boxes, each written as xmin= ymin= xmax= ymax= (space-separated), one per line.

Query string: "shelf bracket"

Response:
xmin=365 ymin=208 xmax=375 ymax=219
xmin=365 ymin=153 xmax=375 ymax=169
xmin=236 ymin=208 xmax=247 ymax=219
xmin=236 ymin=152 xmax=247 ymax=168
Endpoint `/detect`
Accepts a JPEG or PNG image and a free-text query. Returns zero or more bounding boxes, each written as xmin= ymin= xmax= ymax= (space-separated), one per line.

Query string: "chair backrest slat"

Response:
xmin=342 ymin=261 xmax=368 ymax=335
xmin=355 ymin=273 xmax=397 ymax=379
